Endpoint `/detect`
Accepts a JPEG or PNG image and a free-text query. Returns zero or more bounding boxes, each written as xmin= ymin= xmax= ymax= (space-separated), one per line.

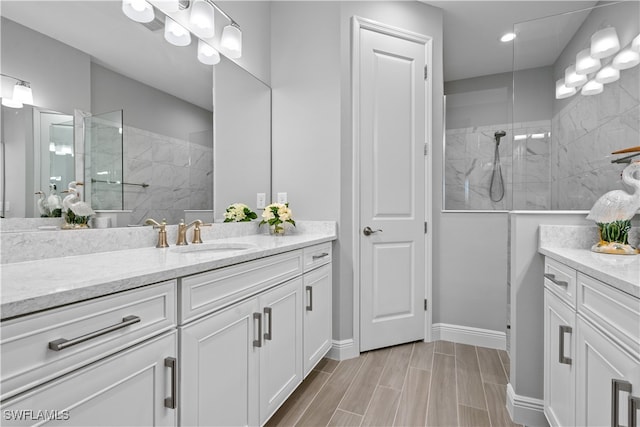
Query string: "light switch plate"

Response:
xmin=256 ymin=193 xmax=266 ymax=209
xmin=277 ymin=192 xmax=288 ymax=204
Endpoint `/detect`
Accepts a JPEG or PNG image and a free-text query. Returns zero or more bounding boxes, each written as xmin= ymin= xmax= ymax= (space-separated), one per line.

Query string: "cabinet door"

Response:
xmin=576 ymin=317 xmax=640 ymax=427
xmin=544 ymin=289 xmax=576 ymax=427
xmin=259 ymin=278 xmax=303 ymax=424
xmin=180 ymin=298 xmax=260 ymax=427
xmin=303 ymin=264 xmax=333 ymax=376
xmin=1 ymin=331 xmax=177 ymax=427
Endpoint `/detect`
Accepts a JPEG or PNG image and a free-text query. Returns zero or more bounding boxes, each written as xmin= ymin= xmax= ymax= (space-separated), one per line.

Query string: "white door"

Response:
xmin=358 ymin=22 xmax=427 ymax=351
xmin=180 ymin=298 xmax=260 ymax=427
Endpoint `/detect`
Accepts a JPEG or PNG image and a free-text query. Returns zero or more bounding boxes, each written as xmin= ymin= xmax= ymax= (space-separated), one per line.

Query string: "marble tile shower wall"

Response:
xmin=550 ymin=66 xmax=639 ymax=210
xmin=91 ymin=126 xmax=213 ymax=225
xmin=445 ymin=121 xmax=551 ymax=210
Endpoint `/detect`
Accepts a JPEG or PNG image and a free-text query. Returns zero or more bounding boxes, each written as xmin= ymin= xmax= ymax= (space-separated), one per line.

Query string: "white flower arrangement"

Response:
xmin=223 ymin=203 xmax=258 ymax=222
xmin=260 ymin=203 xmax=296 ymax=234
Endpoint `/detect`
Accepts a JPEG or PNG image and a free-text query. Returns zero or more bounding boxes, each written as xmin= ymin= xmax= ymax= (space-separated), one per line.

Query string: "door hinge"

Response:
xmin=424 ymin=221 xmax=428 ymax=234
xmin=424 ymin=143 xmax=429 ymax=156
xmin=424 ymin=65 xmax=428 ymax=81
xmin=424 ymin=299 xmax=428 ymax=311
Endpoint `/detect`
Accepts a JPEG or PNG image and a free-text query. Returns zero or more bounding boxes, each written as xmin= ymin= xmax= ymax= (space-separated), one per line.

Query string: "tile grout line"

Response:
xmin=476 ymin=346 xmax=495 ymax=427
xmin=423 ymin=342 xmax=436 ymax=426
xmin=497 ymin=351 xmax=510 ymax=384
xmin=288 ymin=367 xmax=333 ymax=427
xmin=330 ymin=352 xmax=370 ymax=427
xmin=390 ymin=342 xmax=414 ymax=426
xmin=358 ymin=348 xmax=389 ymax=427
xmin=454 ymin=343 xmax=460 ymax=427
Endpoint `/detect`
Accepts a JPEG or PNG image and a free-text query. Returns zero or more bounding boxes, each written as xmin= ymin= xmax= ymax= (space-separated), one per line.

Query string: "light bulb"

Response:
xmin=564 ymin=65 xmax=587 ymax=88
xmin=590 ymin=27 xmax=620 ymax=59
xmin=190 ymin=0 xmax=215 ymax=38
xmin=575 ymin=48 xmax=601 ymax=75
xmin=164 ymin=17 xmax=191 ymax=46
xmin=122 ymin=0 xmax=154 ymax=23
xmin=500 ymin=32 xmax=516 ymax=42
xmin=197 ymin=39 xmax=220 ymax=65
xmin=221 ymin=23 xmax=242 ymax=59
xmin=612 ymin=48 xmax=640 ymax=70
xmin=595 ymin=65 xmax=620 ymax=84
xmin=555 ymin=79 xmax=576 ymax=99
xmin=581 ymin=79 xmax=603 ymax=96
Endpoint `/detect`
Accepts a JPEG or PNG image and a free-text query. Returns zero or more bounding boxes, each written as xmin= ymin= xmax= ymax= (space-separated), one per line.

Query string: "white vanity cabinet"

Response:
xmin=0 ymin=281 xmax=178 ymax=426
xmin=543 ymin=257 xmax=640 ymax=427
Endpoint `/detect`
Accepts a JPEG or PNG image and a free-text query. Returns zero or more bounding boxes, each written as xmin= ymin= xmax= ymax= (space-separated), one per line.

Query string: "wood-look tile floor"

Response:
xmin=267 ymin=341 xmax=521 ymax=427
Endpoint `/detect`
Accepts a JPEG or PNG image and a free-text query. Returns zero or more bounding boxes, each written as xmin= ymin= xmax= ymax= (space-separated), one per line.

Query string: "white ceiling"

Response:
xmin=423 ymin=0 xmax=599 ymax=81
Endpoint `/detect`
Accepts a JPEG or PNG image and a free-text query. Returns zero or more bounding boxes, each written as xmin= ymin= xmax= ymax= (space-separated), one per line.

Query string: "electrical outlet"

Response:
xmin=277 ymin=192 xmax=287 ymax=204
xmin=256 ymin=193 xmax=266 ymax=209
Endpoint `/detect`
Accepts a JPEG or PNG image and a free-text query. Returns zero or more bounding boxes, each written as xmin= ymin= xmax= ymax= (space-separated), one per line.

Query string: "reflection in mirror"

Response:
xmin=443 ymin=1 xmax=639 ymax=211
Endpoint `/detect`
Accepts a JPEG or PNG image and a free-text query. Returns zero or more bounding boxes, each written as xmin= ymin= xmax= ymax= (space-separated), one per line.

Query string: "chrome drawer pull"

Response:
xmin=164 ymin=357 xmax=177 ymax=409
xmin=612 ymin=379 xmax=632 ymax=427
xmin=312 ymin=252 xmax=329 ymax=260
xmin=558 ymin=325 xmax=572 ymax=365
xmin=306 ymin=286 xmax=313 ymax=311
xmin=264 ymin=307 xmax=273 ymax=341
xmin=253 ymin=313 xmax=262 ymax=348
xmin=544 ymin=273 xmax=568 ymax=287
xmin=630 ymin=395 xmax=640 ymax=427
xmin=48 ymin=315 xmax=141 ymax=351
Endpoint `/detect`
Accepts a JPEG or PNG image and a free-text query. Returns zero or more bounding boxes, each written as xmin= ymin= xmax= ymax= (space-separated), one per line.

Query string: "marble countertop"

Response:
xmin=1 ymin=232 xmax=336 ymax=320
xmin=539 ymin=246 xmax=640 ymax=299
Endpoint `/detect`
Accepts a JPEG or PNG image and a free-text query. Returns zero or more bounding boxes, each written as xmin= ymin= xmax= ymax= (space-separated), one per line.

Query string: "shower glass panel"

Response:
xmin=40 ymin=112 xmax=74 ymax=196
xmin=84 ymin=110 xmax=124 ymax=211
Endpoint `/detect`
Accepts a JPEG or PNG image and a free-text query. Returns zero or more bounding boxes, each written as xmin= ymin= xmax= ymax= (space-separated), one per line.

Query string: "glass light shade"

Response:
xmin=595 ymin=65 xmax=620 ymax=84
xmin=612 ymin=48 xmax=640 ymax=70
xmin=590 ymin=27 xmax=620 ymax=59
xmin=221 ymin=24 xmax=242 ymax=58
xmin=564 ymin=65 xmax=587 ymax=88
xmin=13 ymin=81 xmax=33 ymax=105
xmin=190 ymin=0 xmax=215 ymax=38
xmin=633 ymin=34 xmax=640 ymax=53
xmin=581 ymin=79 xmax=603 ymax=96
xmin=197 ymin=40 xmax=220 ymax=65
xmin=500 ymin=32 xmax=516 ymax=42
xmin=1 ymin=98 xmax=23 ymax=108
xmin=575 ymin=48 xmax=601 ymax=74
xmin=150 ymin=0 xmax=178 ymax=12
xmin=164 ymin=17 xmax=191 ymax=46
xmin=122 ymin=0 xmax=154 ymax=23
xmin=555 ymin=79 xmax=576 ymax=99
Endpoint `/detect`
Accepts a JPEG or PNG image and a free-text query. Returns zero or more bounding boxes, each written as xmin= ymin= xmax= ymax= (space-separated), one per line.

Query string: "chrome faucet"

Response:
xmin=176 ymin=219 xmax=212 ymax=245
xmin=145 ymin=218 xmax=169 ymax=248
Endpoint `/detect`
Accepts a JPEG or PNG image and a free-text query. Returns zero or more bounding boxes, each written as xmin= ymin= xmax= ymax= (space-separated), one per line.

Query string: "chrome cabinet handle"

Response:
xmin=306 ymin=286 xmax=313 ymax=311
xmin=264 ymin=307 xmax=273 ymax=341
xmin=612 ymin=379 xmax=633 ymax=427
xmin=630 ymin=395 xmax=640 ymax=427
xmin=312 ymin=252 xmax=329 ymax=260
xmin=48 ymin=315 xmax=141 ymax=351
xmin=164 ymin=357 xmax=177 ymax=409
xmin=253 ymin=312 xmax=262 ymax=348
xmin=363 ymin=226 xmax=383 ymax=236
xmin=558 ymin=325 xmax=572 ymax=365
xmin=544 ymin=273 xmax=568 ymax=287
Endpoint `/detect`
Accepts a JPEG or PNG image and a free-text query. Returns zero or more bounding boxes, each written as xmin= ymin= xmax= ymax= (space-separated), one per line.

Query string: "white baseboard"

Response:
xmin=506 ymin=383 xmax=548 ymax=426
xmin=431 ymin=323 xmax=506 ymax=350
xmin=327 ymin=339 xmax=359 ymax=361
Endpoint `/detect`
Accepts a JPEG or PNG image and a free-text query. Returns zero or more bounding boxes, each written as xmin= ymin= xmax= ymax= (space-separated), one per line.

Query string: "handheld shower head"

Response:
xmin=494 ymin=130 xmax=506 ymax=145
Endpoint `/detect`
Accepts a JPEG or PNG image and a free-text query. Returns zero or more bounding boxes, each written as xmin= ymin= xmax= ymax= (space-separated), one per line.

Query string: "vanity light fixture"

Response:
xmin=612 ymin=48 xmax=640 ymax=70
xmin=500 ymin=32 xmax=516 ymax=42
xmin=190 ymin=0 xmax=215 ymax=38
xmin=633 ymin=34 xmax=640 ymax=53
xmin=595 ymin=65 xmax=620 ymax=84
xmin=220 ymin=22 xmax=242 ymax=58
xmin=1 ymin=75 xmax=33 ymax=108
xmin=513 ymin=134 xmax=528 ymax=141
xmin=555 ymin=78 xmax=576 ymax=99
xmin=575 ymin=48 xmax=601 ymax=74
xmin=164 ymin=16 xmax=191 ymax=46
xmin=122 ymin=0 xmax=155 ymax=23
xmin=590 ymin=27 xmax=620 ymax=59
xmin=564 ymin=65 xmax=587 ymax=88
xmin=531 ymin=133 xmax=546 ymax=139
xmin=197 ymin=39 xmax=220 ymax=65
xmin=581 ymin=79 xmax=603 ymax=96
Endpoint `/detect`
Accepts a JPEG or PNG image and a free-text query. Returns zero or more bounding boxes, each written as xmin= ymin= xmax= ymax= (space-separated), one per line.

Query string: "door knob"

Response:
xmin=363 ymin=226 xmax=383 ymax=236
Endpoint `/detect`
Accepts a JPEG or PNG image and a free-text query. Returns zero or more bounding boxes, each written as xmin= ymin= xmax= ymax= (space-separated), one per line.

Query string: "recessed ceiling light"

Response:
xmin=500 ymin=32 xmax=516 ymax=43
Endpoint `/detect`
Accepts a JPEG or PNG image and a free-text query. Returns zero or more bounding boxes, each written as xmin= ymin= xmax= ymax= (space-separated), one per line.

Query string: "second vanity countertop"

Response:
xmin=1 ymin=231 xmax=336 ymax=320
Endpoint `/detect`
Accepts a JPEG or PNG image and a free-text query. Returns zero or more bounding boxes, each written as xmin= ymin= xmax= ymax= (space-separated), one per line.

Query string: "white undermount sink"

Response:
xmin=170 ymin=242 xmax=258 ymax=254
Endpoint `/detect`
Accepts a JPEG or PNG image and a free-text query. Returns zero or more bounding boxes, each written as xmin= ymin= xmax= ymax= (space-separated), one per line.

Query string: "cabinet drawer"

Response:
xmin=303 ymin=242 xmax=332 ymax=272
xmin=544 ymin=258 xmax=577 ymax=308
xmin=0 ymin=281 xmax=176 ymax=401
xmin=577 ymin=272 xmax=640 ymax=358
xmin=179 ymin=250 xmax=303 ymax=324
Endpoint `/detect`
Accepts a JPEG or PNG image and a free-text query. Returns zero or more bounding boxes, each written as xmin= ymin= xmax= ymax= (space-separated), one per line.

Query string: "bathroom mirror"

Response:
xmin=0 ymin=0 xmax=271 ymax=225
xmin=440 ymin=1 xmax=639 ymax=211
